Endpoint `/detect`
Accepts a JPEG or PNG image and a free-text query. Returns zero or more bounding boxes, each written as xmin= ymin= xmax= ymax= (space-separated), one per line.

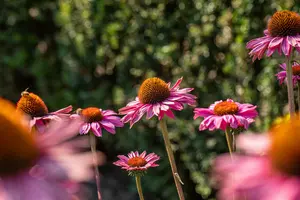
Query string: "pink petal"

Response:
xmin=170 ymin=77 xmax=183 ymax=90
xmin=91 ymin=122 xmax=102 ymax=137
xmin=100 ymin=120 xmax=116 ymax=134
xmin=79 ymin=123 xmax=90 ymax=134
xmin=52 ymin=105 xmax=73 ymax=114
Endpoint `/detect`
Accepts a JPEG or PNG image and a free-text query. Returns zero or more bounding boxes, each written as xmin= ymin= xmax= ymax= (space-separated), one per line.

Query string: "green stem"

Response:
xmin=89 ymin=133 xmax=102 ymax=200
xmin=232 ymin=131 xmax=236 ymax=152
xmin=225 ymin=127 xmax=233 ymax=157
xmin=135 ymin=176 xmax=145 ymax=200
xmin=159 ymin=119 xmax=185 ymax=200
xmin=286 ymin=56 xmax=295 ymax=115
xmin=298 ymin=82 xmax=300 ymax=115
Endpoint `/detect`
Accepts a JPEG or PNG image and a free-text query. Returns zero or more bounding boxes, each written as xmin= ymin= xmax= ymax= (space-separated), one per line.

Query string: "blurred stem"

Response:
xmin=286 ymin=55 xmax=295 ymax=115
xmin=89 ymin=133 xmax=102 ymax=200
xmin=232 ymin=131 xmax=236 ymax=152
xmin=225 ymin=127 xmax=233 ymax=157
xmin=159 ymin=119 xmax=185 ymax=200
xmin=135 ymin=176 xmax=145 ymax=200
xmin=298 ymin=82 xmax=300 ymax=116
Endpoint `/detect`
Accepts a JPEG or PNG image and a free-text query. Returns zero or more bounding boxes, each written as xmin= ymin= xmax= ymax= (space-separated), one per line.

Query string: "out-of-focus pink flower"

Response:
xmin=72 ymin=107 xmax=123 ymax=137
xmin=214 ymin=117 xmax=300 ymax=200
xmin=119 ymin=77 xmax=196 ymax=127
xmin=16 ymin=90 xmax=72 ymax=133
xmin=276 ymin=62 xmax=300 ymax=86
xmin=246 ymin=11 xmax=300 ymax=61
xmin=0 ymin=98 xmax=104 ymax=200
xmin=113 ymin=151 xmax=159 ymax=176
xmin=194 ymin=99 xmax=258 ymax=131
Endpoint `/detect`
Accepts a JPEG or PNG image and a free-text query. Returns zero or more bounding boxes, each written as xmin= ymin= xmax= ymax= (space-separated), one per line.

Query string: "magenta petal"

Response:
xmin=102 ymin=110 xmax=117 ymax=116
xmin=146 ymin=105 xmax=155 ymax=119
xmin=281 ymin=37 xmax=291 ymax=56
xmin=52 ymin=105 xmax=73 ymax=114
xmin=103 ymin=116 xmax=124 ymax=127
xmin=153 ymin=104 xmax=161 ymax=115
xmin=170 ymin=77 xmax=183 ymax=90
xmin=165 ymin=109 xmax=175 ymax=119
xmin=268 ymin=37 xmax=283 ymax=48
xmin=100 ymin=120 xmax=116 ymax=134
xmin=79 ymin=123 xmax=90 ymax=134
xmin=91 ymin=122 xmax=102 ymax=137
xmin=194 ymin=108 xmax=214 ymax=118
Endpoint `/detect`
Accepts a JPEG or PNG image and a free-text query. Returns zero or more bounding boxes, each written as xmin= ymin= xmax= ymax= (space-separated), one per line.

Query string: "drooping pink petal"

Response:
xmin=100 ymin=120 xmax=116 ymax=134
xmin=79 ymin=123 xmax=90 ymax=135
xmin=91 ymin=122 xmax=102 ymax=137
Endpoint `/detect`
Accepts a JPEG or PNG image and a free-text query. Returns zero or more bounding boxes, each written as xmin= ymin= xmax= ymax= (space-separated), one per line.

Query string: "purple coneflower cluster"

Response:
xmin=4 ymin=8 xmax=300 ymax=200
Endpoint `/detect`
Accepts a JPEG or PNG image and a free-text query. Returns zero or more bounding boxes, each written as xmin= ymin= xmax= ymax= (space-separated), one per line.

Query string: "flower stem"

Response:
xmin=135 ymin=176 xmax=145 ymax=200
xmin=232 ymin=131 xmax=236 ymax=152
xmin=225 ymin=127 xmax=233 ymax=157
xmin=298 ymin=82 xmax=300 ymax=115
xmin=159 ymin=119 xmax=185 ymax=200
xmin=89 ymin=133 xmax=102 ymax=200
xmin=286 ymin=56 xmax=295 ymax=115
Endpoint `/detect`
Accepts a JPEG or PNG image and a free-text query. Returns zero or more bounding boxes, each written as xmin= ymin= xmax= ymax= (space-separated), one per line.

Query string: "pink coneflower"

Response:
xmin=214 ymin=117 xmax=300 ymax=200
xmin=0 ymin=98 xmax=103 ymax=200
xmin=276 ymin=62 xmax=300 ymax=86
xmin=113 ymin=151 xmax=160 ymax=176
xmin=246 ymin=10 xmax=300 ymax=61
xmin=74 ymin=107 xmax=124 ymax=137
xmin=119 ymin=77 xmax=196 ymax=127
xmin=16 ymin=90 xmax=72 ymax=133
xmin=114 ymin=151 xmax=160 ymax=200
xmin=193 ymin=99 xmax=258 ymax=131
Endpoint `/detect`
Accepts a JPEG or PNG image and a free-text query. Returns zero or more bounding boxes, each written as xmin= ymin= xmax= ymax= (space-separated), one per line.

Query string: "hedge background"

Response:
xmin=1 ymin=0 xmax=299 ymax=199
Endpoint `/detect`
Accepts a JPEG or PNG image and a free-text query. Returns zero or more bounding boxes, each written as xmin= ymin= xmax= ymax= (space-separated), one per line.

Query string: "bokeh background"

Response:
xmin=1 ymin=0 xmax=299 ymax=199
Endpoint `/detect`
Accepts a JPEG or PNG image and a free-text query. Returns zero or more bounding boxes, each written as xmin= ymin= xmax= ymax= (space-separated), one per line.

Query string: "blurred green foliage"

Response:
xmin=1 ymin=0 xmax=299 ymax=199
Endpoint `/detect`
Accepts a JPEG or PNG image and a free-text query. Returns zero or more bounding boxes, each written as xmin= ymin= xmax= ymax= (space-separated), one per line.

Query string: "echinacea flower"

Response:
xmin=113 ymin=151 xmax=160 ymax=176
xmin=119 ymin=77 xmax=196 ymax=127
xmin=214 ymin=117 xmax=300 ymax=200
xmin=16 ymin=90 xmax=72 ymax=133
xmin=246 ymin=10 xmax=300 ymax=61
xmin=194 ymin=99 xmax=258 ymax=131
xmin=73 ymin=107 xmax=123 ymax=137
xmin=276 ymin=62 xmax=300 ymax=86
xmin=0 ymin=98 xmax=104 ymax=200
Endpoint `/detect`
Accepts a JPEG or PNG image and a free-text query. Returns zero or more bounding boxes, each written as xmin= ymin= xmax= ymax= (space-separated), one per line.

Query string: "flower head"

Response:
xmin=113 ymin=151 xmax=160 ymax=176
xmin=246 ymin=10 xmax=300 ymax=61
xmin=73 ymin=107 xmax=123 ymax=137
xmin=276 ymin=62 xmax=300 ymax=86
xmin=194 ymin=99 xmax=258 ymax=131
xmin=119 ymin=77 xmax=196 ymax=127
xmin=16 ymin=90 xmax=72 ymax=133
xmin=214 ymin=117 xmax=300 ymax=200
xmin=0 ymin=98 xmax=103 ymax=200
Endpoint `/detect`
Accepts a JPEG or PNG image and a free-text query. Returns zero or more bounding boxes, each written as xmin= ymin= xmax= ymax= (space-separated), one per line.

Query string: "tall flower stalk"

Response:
xmin=119 ymin=77 xmax=196 ymax=200
xmin=89 ymin=133 xmax=102 ymax=200
xmin=135 ymin=176 xmax=145 ymax=200
xmin=224 ymin=127 xmax=233 ymax=157
xmin=72 ymin=107 xmax=124 ymax=200
xmin=160 ymin=119 xmax=185 ymax=200
xmin=286 ymin=56 xmax=295 ymax=114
